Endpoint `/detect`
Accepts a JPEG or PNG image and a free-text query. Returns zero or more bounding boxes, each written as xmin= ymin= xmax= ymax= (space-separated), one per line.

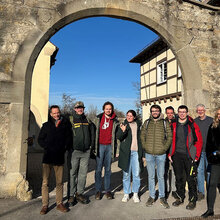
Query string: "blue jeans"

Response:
xmin=197 ymin=151 xmax=210 ymax=194
xmin=145 ymin=153 xmax=166 ymax=199
xmin=123 ymin=151 xmax=140 ymax=194
xmin=95 ymin=144 xmax=112 ymax=192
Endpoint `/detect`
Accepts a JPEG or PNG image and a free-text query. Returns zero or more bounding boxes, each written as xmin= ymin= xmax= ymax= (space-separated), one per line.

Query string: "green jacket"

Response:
xmin=116 ymin=119 xmax=144 ymax=172
xmin=141 ymin=115 xmax=172 ymax=155
xmin=94 ymin=113 xmax=119 ymax=159
xmin=71 ymin=111 xmax=95 ymax=152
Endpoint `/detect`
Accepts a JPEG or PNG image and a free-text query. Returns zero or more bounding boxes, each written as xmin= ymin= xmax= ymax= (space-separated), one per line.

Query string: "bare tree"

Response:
xmin=132 ymin=81 xmax=142 ymax=119
xmin=61 ymin=93 xmax=76 ymax=116
xmin=114 ymin=108 xmax=125 ymax=118
xmin=86 ymin=104 xmax=99 ymax=121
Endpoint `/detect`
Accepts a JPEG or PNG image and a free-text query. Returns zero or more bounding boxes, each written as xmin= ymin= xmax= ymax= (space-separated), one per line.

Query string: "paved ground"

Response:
xmin=0 ymin=152 xmax=220 ymax=220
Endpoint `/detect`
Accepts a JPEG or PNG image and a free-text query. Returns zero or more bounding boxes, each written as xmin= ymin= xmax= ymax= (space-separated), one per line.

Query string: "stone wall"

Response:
xmin=138 ymin=0 xmax=220 ymax=110
xmin=0 ymin=104 xmax=9 ymax=175
xmin=0 ymin=0 xmax=219 ymax=199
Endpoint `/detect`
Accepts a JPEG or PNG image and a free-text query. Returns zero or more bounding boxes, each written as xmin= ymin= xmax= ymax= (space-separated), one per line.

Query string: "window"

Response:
xmin=178 ymin=66 xmax=182 ymax=77
xmin=157 ymin=61 xmax=167 ymax=84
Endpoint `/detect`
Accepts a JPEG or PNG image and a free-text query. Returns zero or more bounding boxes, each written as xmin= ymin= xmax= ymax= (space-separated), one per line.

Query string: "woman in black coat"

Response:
xmin=116 ymin=110 xmax=143 ymax=203
xmin=202 ymin=107 xmax=220 ymax=218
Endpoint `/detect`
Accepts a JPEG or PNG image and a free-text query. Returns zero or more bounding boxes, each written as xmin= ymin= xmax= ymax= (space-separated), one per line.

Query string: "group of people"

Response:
xmin=37 ymin=101 xmax=220 ymax=218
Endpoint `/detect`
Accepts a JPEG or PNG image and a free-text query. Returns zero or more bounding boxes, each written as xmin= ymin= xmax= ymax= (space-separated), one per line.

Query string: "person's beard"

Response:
xmin=152 ymin=114 xmax=160 ymax=119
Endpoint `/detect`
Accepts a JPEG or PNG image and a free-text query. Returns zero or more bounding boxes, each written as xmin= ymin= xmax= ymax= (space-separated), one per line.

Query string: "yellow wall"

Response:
xmin=168 ymin=78 xmax=177 ymax=94
xmin=157 ymin=84 xmax=166 ymax=97
xmin=167 ymin=60 xmax=177 ymax=77
xmin=157 ymin=51 xmax=166 ymax=61
xmin=167 ymin=49 xmax=175 ymax=60
xmin=29 ymin=41 xmax=57 ymax=150
xmin=30 ymin=41 xmax=57 ymax=126
xmin=143 ymin=62 xmax=149 ymax=73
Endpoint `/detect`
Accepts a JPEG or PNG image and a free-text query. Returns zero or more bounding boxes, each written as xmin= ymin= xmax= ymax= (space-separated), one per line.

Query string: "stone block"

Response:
xmin=0 ymin=104 xmax=9 ymax=175
xmin=0 ymin=172 xmax=32 ymax=200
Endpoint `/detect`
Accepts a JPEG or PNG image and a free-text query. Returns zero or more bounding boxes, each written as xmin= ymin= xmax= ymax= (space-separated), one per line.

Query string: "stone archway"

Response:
xmin=0 ymin=0 xmax=219 ymax=199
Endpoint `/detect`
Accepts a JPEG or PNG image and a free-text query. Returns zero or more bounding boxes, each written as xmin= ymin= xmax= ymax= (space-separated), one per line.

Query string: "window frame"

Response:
xmin=157 ymin=60 xmax=167 ymax=85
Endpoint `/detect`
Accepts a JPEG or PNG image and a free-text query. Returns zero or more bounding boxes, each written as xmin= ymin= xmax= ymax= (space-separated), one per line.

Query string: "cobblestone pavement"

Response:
xmin=0 ymin=152 xmax=219 ymax=220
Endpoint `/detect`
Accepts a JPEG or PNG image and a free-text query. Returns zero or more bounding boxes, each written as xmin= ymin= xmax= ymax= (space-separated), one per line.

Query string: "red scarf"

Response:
xmin=99 ymin=113 xmax=116 ymax=145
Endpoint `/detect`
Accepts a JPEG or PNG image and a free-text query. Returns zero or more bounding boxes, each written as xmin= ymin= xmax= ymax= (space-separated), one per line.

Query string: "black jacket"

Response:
xmin=206 ymin=123 xmax=220 ymax=165
xmin=38 ymin=116 xmax=73 ymax=165
xmin=72 ymin=111 xmax=95 ymax=152
xmin=116 ymin=119 xmax=143 ymax=172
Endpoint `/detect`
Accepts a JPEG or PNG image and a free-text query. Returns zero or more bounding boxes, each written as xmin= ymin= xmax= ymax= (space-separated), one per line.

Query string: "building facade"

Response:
xmin=130 ymin=38 xmax=183 ymax=121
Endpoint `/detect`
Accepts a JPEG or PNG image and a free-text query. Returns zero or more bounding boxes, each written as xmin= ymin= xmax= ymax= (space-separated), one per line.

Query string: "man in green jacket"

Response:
xmin=141 ymin=104 xmax=172 ymax=209
xmin=67 ymin=101 xmax=95 ymax=206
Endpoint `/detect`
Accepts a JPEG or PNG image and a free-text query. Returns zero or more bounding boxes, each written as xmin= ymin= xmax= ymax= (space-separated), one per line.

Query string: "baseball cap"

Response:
xmin=74 ymin=101 xmax=85 ymax=108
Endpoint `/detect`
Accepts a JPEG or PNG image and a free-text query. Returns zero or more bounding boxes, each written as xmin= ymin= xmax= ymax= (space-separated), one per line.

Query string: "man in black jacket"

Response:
xmin=38 ymin=105 xmax=72 ymax=215
xmin=67 ymin=101 xmax=95 ymax=206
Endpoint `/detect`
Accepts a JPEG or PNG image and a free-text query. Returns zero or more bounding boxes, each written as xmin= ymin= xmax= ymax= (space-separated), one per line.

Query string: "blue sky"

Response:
xmin=49 ymin=17 xmax=157 ymax=114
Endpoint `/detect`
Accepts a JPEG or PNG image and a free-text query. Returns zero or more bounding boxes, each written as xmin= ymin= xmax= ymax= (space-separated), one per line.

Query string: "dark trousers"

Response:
xmin=164 ymin=157 xmax=171 ymax=196
xmin=172 ymin=152 xmax=197 ymax=202
xmin=207 ymin=164 xmax=220 ymax=211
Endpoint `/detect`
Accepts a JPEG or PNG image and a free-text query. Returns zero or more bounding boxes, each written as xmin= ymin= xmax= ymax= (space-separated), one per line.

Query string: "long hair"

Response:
xmin=212 ymin=107 xmax=220 ymax=128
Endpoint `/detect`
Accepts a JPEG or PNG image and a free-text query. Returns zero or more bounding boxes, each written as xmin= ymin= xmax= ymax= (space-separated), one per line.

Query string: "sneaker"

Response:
xmin=146 ymin=197 xmax=154 ymax=207
xmin=186 ymin=201 xmax=196 ymax=210
xmin=133 ymin=193 xmax=140 ymax=203
xmin=197 ymin=192 xmax=205 ymax=201
xmin=122 ymin=194 xmax=129 ymax=202
xmin=160 ymin=197 xmax=170 ymax=209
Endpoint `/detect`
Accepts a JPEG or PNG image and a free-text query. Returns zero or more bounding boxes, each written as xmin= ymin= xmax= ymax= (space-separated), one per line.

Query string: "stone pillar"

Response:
xmin=0 ymin=82 xmax=32 ymax=201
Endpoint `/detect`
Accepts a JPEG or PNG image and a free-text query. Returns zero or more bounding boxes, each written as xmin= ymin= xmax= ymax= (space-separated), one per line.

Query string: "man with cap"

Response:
xmin=67 ymin=101 xmax=95 ymax=206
